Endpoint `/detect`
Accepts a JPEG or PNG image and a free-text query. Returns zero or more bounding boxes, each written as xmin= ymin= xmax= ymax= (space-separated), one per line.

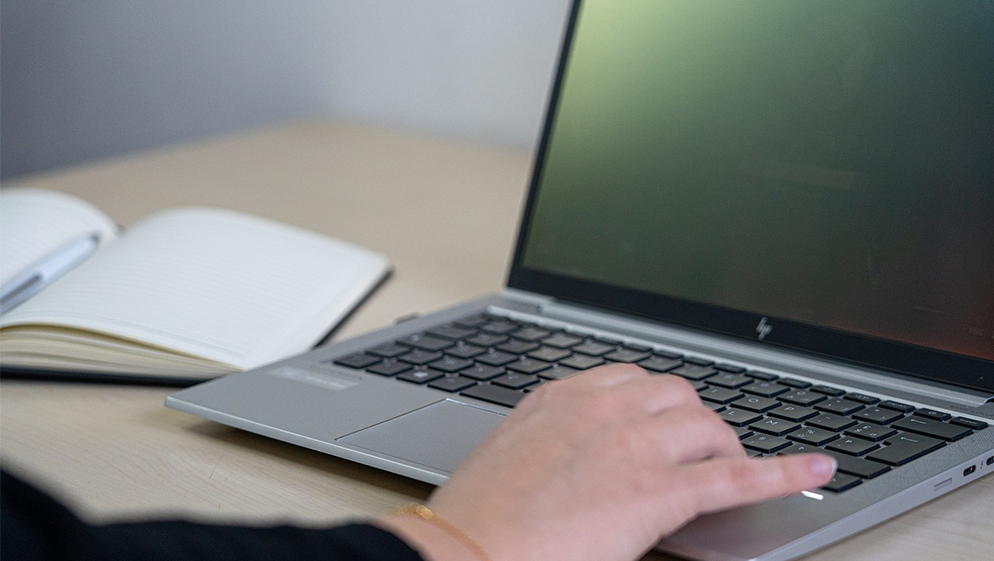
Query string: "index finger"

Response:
xmin=674 ymin=453 xmax=837 ymax=516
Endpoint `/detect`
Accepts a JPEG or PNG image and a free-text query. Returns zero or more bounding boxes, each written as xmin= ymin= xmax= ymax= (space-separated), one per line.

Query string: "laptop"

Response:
xmin=167 ymin=1 xmax=994 ymax=559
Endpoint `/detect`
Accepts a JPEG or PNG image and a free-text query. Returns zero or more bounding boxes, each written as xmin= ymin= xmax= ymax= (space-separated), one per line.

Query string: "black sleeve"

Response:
xmin=1 ymin=469 xmax=425 ymax=561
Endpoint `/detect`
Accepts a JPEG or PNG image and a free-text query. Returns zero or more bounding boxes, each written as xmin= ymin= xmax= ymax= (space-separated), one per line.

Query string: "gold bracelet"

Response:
xmin=393 ymin=504 xmax=493 ymax=561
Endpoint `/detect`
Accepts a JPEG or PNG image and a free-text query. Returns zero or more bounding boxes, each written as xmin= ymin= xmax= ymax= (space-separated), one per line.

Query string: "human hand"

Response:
xmin=380 ymin=364 xmax=836 ymax=561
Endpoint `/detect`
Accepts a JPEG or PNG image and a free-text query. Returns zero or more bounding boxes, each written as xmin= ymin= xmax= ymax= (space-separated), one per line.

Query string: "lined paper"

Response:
xmin=0 ymin=207 xmax=389 ymax=373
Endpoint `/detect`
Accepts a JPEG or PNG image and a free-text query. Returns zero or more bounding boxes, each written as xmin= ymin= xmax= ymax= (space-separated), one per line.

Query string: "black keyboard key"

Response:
xmin=733 ymin=427 xmax=754 ymax=440
xmin=788 ymin=426 xmax=839 ymax=446
xmin=689 ymin=380 xmax=709 ymax=391
xmin=683 ymin=356 xmax=715 ymax=366
xmin=397 ymin=368 xmax=444 ymax=384
xmin=851 ymin=406 xmax=904 ymax=425
xmin=527 ymin=346 xmax=572 ymax=362
xmin=476 ymin=350 xmax=519 ymax=366
xmin=497 ymin=339 xmax=541 ymax=354
xmin=699 ymin=386 xmax=744 ymax=405
xmin=806 ymin=413 xmax=858 ymax=432
xmin=779 ymin=389 xmax=826 ymax=407
xmin=741 ymin=381 xmax=790 ymax=398
xmin=703 ymin=401 xmax=726 ymax=412
xmin=427 ymin=324 xmax=477 ymax=340
xmin=810 ymin=385 xmax=846 ymax=397
xmin=778 ymin=377 xmax=812 ymax=388
xmin=461 ymin=384 xmax=525 ymax=408
xmin=778 ymin=443 xmax=822 ymax=455
xmin=466 ymin=333 xmax=509 ymax=347
xmin=512 ymin=326 xmax=552 ymax=341
xmin=653 ymin=349 xmax=683 ymax=360
xmin=542 ymin=333 xmax=584 ymax=348
xmin=625 ymin=343 xmax=653 ymax=352
xmin=397 ymin=333 xmax=453 ymax=352
xmin=428 ymin=375 xmax=478 ymax=392
xmin=813 ymin=398 xmax=865 ymax=416
xmin=637 ymin=356 xmax=682 ymax=373
xmin=749 ymin=417 xmax=801 ymax=436
xmin=844 ymin=422 xmax=897 ymax=442
xmin=538 ymin=364 xmax=581 ymax=380
xmin=671 ymin=364 xmax=718 ymax=381
xmin=914 ymin=408 xmax=952 ymax=421
xmin=708 ymin=373 xmax=753 ymax=389
xmin=367 ymin=343 xmax=409 ymax=358
xmin=867 ymin=433 xmax=944 ymax=466
xmin=334 ymin=353 xmax=380 ymax=369
xmin=719 ymin=408 xmax=763 ymax=427
xmin=845 ymin=392 xmax=880 ymax=405
xmin=399 ymin=349 xmax=444 ymax=365
xmin=604 ymin=349 xmax=651 ymax=363
xmin=492 ymin=372 xmax=540 ymax=390
xmin=524 ymin=380 xmax=548 ymax=393
xmin=879 ymin=400 xmax=916 ymax=413
xmin=460 ymin=364 xmax=505 ymax=380
xmin=826 ymin=437 xmax=880 ymax=456
xmin=730 ymin=395 xmax=781 ymax=413
xmin=367 ymin=358 xmax=413 ymax=376
xmin=950 ymin=417 xmax=989 ymax=430
xmin=823 ymin=472 xmax=862 ymax=493
xmin=559 ymin=354 xmax=605 ymax=370
xmin=480 ymin=320 xmax=520 ymax=334
xmin=768 ymin=404 xmax=820 ymax=422
xmin=505 ymin=357 xmax=552 ymax=375
xmin=428 ymin=356 xmax=475 ymax=373
xmin=453 ymin=313 xmax=491 ymax=328
xmin=445 ymin=342 xmax=487 ymax=359
xmin=830 ymin=453 xmax=890 ymax=479
xmin=745 ymin=370 xmax=779 ymax=381
xmin=714 ymin=363 xmax=747 ymax=373
xmin=572 ymin=341 xmax=616 ymax=356
xmin=891 ymin=416 xmax=972 ymax=441
xmin=742 ymin=434 xmax=792 ymax=454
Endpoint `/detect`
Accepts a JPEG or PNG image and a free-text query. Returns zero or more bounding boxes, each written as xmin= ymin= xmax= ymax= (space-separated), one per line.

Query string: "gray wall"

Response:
xmin=1 ymin=1 xmax=571 ymax=179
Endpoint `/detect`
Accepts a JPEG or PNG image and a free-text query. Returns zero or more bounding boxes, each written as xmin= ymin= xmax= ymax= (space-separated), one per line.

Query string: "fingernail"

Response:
xmin=810 ymin=455 xmax=837 ymax=478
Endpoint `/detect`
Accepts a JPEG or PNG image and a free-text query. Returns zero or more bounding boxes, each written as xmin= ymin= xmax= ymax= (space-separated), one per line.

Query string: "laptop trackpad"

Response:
xmin=338 ymin=399 xmax=506 ymax=475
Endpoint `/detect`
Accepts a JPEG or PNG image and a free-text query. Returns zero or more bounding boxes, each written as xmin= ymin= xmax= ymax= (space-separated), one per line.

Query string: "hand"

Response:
xmin=380 ymin=364 xmax=836 ymax=561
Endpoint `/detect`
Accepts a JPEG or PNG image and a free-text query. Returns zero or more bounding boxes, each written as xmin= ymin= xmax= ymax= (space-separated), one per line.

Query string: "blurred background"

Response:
xmin=1 ymin=0 xmax=571 ymax=179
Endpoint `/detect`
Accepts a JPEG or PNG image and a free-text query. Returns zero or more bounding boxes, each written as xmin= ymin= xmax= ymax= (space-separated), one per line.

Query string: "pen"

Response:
xmin=0 ymin=232 xmax=101 ymax=314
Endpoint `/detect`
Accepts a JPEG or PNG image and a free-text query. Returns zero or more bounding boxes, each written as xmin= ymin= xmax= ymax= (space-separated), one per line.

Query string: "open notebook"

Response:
xmin=0 ymin=188 xmax=390 ymax=381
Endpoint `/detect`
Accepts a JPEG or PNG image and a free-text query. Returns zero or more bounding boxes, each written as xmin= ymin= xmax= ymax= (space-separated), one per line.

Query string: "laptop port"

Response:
xmin=963 ymin=465 xmax=976 ymax=477
xmin=987 ymin=456 xmax=994 ymax=466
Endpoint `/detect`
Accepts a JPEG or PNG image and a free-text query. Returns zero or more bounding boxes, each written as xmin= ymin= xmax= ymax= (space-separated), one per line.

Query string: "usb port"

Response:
xmin=964 ymin=465 xmax=976 ymax=476
xmin=987 ymin=456 xmax=994 ymax=466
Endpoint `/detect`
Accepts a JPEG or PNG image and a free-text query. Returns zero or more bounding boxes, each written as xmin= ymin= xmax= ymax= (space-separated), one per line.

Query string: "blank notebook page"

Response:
xmin=0 ymin=208 xmax=389 ymax=369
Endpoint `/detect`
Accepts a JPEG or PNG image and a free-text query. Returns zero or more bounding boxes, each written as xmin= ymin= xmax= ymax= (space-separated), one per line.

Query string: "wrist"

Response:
xmin=376 ymin=505 xmax=493 ymax=561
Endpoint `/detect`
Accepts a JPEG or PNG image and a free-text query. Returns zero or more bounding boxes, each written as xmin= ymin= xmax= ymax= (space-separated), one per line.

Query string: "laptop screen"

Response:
xmin=510 ymin=0 xmax=994 ymax=391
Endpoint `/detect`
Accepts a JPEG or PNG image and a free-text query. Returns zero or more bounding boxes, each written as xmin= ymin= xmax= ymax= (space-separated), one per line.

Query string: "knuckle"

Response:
xmin=665 ymin=375 xmax=700 ymax=401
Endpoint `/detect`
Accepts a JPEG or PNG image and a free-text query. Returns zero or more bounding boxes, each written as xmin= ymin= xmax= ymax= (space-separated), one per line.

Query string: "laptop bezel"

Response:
xmin=506 ymin=0 xmax=994 ymax=394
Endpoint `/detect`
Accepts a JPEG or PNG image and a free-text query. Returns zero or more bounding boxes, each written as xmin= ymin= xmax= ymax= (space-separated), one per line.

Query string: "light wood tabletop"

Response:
xmin=1 ymin=120 xmax=991 ymax=560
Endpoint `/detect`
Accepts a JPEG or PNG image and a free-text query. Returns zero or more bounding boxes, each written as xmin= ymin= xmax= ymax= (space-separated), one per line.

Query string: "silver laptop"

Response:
xmin=168 ymin=1 xmax=994 ymax=559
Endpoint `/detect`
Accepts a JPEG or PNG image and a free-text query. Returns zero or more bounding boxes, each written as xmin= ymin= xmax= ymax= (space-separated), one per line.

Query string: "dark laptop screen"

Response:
xmin=510 ymin=1 xmax=993 ymax=388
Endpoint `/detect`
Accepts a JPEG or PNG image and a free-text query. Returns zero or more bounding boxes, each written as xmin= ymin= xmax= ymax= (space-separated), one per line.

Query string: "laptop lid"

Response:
xmin=508 ymin=0 xmax=994 ymax=393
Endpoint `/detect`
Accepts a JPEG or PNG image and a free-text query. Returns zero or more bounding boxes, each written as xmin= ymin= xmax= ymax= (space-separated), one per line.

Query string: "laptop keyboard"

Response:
xmin=333 ymin=312 xmax=989 ymax=493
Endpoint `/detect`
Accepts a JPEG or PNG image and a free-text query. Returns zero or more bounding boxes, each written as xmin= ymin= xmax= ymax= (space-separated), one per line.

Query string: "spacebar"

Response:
xmin=461 ymin=384 xmax=525 ymax=408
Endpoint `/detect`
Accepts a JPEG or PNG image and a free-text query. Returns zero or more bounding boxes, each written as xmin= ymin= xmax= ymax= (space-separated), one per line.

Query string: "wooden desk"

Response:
xmin=2 ymin=120 xmax=991 ymax=560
